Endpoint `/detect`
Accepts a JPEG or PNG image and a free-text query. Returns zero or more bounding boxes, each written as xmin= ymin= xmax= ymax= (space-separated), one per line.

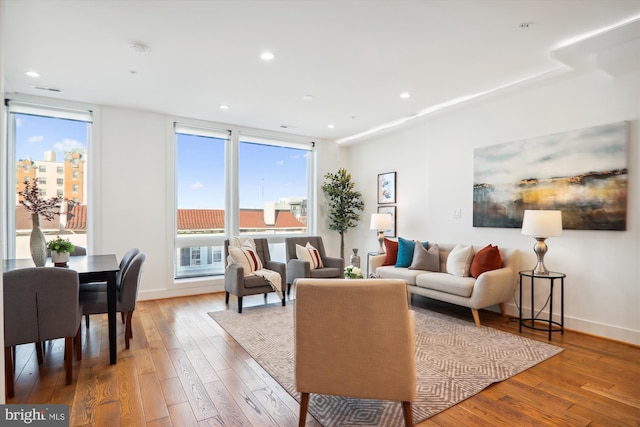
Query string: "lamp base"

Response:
xmin=378 ymin=231 xmax=385 ymax=254
xmin=532 ymin=237 xmax=550 ymax=275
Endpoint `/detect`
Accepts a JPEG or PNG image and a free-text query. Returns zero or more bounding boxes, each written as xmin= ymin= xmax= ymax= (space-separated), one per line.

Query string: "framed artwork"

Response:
xmin=473 ymin=121 xmax=628 ymax=230
xmin=377 ymin=172 xmax=396 ymax=204
xmin=377 ymin=205 xmax=396 ymax=237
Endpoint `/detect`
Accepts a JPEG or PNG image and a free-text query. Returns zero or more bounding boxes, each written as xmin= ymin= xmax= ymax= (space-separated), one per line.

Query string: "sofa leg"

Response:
xmin=499 ymin=302 xmax=507 ymax=317
xmin=238 ymin=297 xmax=243 ymax=314
xmin=471 ymin=309 xmax=481 ymax=327
xmin=225 ymin=291 xmax=230 ymax=304
xmin=282 ymin=297 xmax=286 ymax=307
xmin=287 ymin=283 xmax=291 ymax=295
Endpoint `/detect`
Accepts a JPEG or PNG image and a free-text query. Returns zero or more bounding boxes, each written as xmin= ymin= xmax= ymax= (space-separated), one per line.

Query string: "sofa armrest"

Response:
xmin=470 ymin=267 xmax=517 ymax=308
xmin=369 ymin=254 xmax=386 ymax=274
xmin=287 ymin=259 xmax=311 ymax=284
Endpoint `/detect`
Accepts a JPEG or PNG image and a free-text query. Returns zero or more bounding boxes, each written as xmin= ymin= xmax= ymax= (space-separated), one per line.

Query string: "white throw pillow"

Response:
xmin=228 ymin=246 xmax=263 ymax=276
xmin=296 ymin=242 xmax=324 ymax=269
xmin=446 ymin=244 xmax=475 ymax=277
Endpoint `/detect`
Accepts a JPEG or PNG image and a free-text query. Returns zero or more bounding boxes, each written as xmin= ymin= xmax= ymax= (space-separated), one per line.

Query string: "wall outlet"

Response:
xmin=451 ymin=208 xmax=461 ymax=219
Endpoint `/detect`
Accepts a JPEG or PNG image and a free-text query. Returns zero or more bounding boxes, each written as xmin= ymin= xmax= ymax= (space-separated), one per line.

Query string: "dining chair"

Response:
xmin=81 ymin=247 xmax=140 ymax=327
xmin=295 ymin=278 xmax=416 ymax=426
xmin=79 ymin=252 xmax=146 ymax=349
xmin=3 ymin=267 xmax=83 ymax=399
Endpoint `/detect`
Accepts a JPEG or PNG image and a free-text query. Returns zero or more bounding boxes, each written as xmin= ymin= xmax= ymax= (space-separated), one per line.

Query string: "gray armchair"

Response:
xmin=79 ymin=252 xmax=146 ymax=349
xmin=224 ymin=238 xmax=286 ymax=313
xmin=285 ymin=236 xmax=344 ymax=295
xmin=3 ymin=267 xmax=83 ymax=399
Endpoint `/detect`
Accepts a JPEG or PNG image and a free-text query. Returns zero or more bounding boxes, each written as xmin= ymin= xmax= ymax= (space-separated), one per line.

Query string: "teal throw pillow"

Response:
xmin=395 ymin=237 xmax=428 ymax=268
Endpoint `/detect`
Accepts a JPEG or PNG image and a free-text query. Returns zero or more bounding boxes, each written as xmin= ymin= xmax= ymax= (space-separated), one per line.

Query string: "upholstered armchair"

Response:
xmin=295 ymin=278 xmax=416 ymax=426
xmin=284 ymin=236 xmax=344 ymax=295
xmin=224 ymin=238 xmax=286 ymax=313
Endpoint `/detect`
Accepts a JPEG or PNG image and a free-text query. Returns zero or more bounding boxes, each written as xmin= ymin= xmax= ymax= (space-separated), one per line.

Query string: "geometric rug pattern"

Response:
xmin=209 ymin=302 xmax=563 ymax=426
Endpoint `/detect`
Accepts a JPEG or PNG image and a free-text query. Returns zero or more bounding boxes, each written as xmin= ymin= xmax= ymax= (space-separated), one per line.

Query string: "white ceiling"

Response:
xmin=2 ymin=0 xmax=639 ymax=143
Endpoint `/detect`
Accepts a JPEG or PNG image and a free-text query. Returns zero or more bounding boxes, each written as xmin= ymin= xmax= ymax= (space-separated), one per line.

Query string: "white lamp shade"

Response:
xmin=521 ymin=210 xmax=563 ymax=237
xmin=370 ymin=213 xmax=393 ymax=230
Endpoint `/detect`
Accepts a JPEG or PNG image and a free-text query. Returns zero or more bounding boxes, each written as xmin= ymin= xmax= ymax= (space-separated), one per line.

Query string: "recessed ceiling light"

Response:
xmin=25 ymin=71 xmax=40 ymax=78
xmin=219 ymin=105 xmax=230 ymax=110
xmin=260 ymin=51 xmax=275 ymax=61
xmin=303 ymin=95 xmax=314 ymax=100
xmin=400 ymin=92 xmax=411 ymax=99
xmin=328 ymin=124 xmax=335 ymax=129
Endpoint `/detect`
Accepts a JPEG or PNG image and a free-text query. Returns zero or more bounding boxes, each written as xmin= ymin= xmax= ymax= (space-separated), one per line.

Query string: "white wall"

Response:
xmin=345 ymin=69 xmax=640 ymax=344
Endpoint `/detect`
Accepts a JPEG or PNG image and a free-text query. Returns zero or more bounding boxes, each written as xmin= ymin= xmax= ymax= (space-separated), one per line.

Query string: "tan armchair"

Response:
xmin=285 ymin=236 xmax=344 ymax=295
xmin=295 ymin=278 xmax=416 ymax=427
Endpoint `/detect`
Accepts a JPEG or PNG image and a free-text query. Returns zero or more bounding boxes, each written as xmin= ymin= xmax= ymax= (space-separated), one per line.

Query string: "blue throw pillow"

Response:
xmin=395 ymin=237 xmax=428 ymax=268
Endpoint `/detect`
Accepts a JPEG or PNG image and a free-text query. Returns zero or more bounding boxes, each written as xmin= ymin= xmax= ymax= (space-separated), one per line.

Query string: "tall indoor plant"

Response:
xmin=18 ymin=178 xmax=67 ymax=266
xmin=322 ymin=168 xmax=365 ymax=259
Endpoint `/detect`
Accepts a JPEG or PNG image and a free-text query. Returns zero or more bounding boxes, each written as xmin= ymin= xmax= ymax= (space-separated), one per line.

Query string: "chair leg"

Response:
xmin=238 ymin=297 xmax=243 ymax=314
xmin=125 ymin=311 xmax=134 ymax=349
xmin=36 ymin=342 xmax=44 ymax=364
xmin=121 ymin=312 xmax=125 ymax=324
xmin=5 ymin=346 xmax=14 ymax=399
xmin=64 ymin=337 xmax=73 ymax=385
xmin=287 ymin=283 xmax=292 ymax=295
xmin=225 ymin=291 xmax=230 ymax=304
xmin=75 ymin=326 xmax=82 ymax=361
xmin=282 ymin=297 xmax=286 ymax=307
xmin=402 ymin=401 xmax=414 ymax=427
xmin=85 ymin=314 xmax=90 ymax=328
xmin=299 ymin=392 xmax=310 ymax=427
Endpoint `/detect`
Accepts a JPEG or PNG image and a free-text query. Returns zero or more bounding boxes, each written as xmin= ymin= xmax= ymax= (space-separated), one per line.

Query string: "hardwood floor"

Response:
xmin=6 ymin=291 xmax=640 ymax=426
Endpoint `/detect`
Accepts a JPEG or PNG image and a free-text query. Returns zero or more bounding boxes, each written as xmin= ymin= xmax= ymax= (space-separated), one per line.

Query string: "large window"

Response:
xmin=174 ymin=125 xmax=313 ymax=279
xmin=5 ymin=101 xmax=92 ymax=259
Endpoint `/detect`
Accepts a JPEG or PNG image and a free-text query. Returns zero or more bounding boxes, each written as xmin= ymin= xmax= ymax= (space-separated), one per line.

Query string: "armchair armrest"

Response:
xmin=287 ymin=259 xmax=311 ymax=284
xmin=224 ymin=264 xmax=244 ymax=294
xmin=322 ymin=256 xmax=344 ymax=271
xmin=266 ymin=260 xmax=286 ymax=278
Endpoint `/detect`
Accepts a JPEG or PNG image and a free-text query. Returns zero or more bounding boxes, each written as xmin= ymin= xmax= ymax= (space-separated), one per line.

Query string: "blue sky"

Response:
xmin=15 ymin=113 xmax=309 ymax=209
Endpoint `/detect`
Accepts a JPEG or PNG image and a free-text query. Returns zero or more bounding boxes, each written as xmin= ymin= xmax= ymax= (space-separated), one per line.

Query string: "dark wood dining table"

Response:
xmin=3 ymin=254 xmax=120 ymax=364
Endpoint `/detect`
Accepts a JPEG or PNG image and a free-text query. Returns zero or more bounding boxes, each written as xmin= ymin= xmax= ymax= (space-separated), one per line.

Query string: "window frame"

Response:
xmin=4 ymin=99 xmax=95 ymax=258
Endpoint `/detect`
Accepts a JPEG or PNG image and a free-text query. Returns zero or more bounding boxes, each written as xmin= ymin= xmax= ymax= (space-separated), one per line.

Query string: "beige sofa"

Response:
xmin=369 ymin=243 xmax=520 ymax=326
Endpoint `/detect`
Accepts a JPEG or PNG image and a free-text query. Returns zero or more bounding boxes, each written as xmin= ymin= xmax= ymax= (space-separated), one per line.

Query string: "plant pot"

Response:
xmin=51 ymin=251 xmax=70 ymax=266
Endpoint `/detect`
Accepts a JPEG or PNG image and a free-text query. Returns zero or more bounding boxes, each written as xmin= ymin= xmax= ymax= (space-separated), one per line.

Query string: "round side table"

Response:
xmin=518 ymin=270 xmax=566 ymax=341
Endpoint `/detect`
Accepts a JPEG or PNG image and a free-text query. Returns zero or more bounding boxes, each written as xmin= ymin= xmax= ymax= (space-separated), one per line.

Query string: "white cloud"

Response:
xmin=53 ymin=138 xmax=84 ymax=152
xmin=27 ymin=135 xmax=44 ymax=143
xmin=276 ymin=160 xmax=284 ymax=166
xmin=192 ymin=181 xmax=204 ymax=189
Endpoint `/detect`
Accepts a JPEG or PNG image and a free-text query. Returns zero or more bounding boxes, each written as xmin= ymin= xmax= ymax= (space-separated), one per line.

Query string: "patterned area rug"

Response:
xmin=209 ymin=303 xmax=562 ymax=426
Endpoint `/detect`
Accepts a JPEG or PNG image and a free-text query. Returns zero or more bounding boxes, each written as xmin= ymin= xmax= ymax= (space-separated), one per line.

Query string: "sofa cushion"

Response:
xmin=416 ymin=272 xmax=476 ymax=297
xmin=396 ymin=237 xmax=428 ymax=268
xmin=296 ymin=242 xmax=324 ymax=269
xmin=382 ymin=238 xmax=398 ymax=266
xmin=470 ymin=244 xmax=502 ymax=278
xmin=446 ymin=244 xmax=474 ymax=277
xmin=376 ymin=266 xmax=423 ymax=286
xmin=409 ymin=243 xmax=440 ymax=271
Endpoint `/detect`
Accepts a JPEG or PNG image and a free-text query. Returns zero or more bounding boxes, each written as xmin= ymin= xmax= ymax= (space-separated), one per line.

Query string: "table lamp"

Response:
xmin=521 ymin=210 xmax=562 ymax=275
xmin=370 ymin=213 xmax=393 ymax=253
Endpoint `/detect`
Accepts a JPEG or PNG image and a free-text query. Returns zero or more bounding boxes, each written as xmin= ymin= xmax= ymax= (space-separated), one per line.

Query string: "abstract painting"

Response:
xmin=473 ymin=122 xmax=628 ymax=230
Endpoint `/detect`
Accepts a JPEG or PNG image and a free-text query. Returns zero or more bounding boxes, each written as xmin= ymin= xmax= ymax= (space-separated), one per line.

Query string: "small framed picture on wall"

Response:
xmin=378 ymin=172 xmax=396 ymax=204
xmin=377 ymin=206 xmax=396 ymax=237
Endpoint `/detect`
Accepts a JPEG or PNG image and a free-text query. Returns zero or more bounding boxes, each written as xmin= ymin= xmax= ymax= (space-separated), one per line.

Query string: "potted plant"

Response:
xmin=322 ymin=168 xmax=365 ymax=259
xmin=47 ymin=236 xmax=75 ymax=265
